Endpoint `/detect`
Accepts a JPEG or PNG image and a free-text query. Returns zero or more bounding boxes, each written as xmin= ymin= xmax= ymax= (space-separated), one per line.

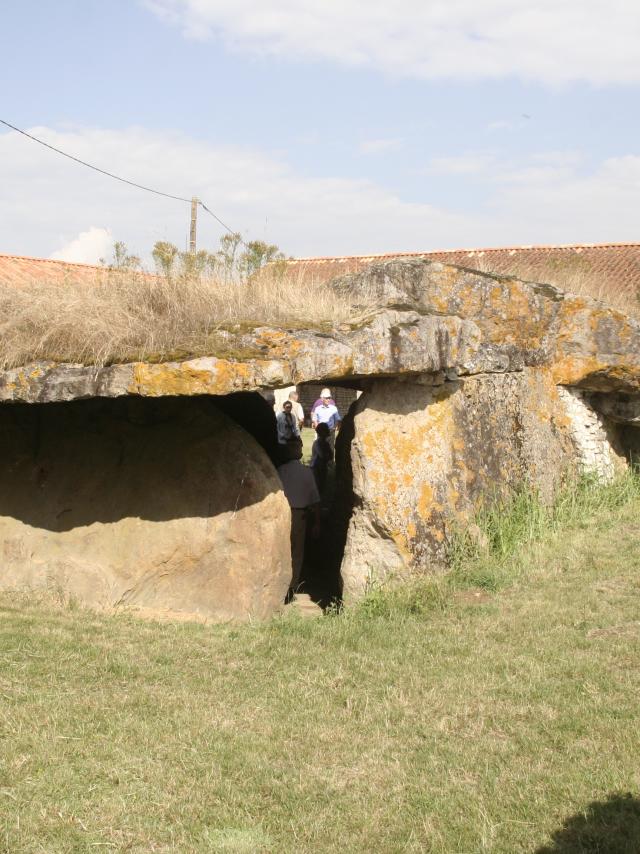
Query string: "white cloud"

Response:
xmin=50 ymin=227 xmax=113 ymax=264
xmin=492 ymin=154 xmax=640 ymax=241
xmin=427 ymin=154 xmax=496 ymax=176
xmin=0 ymin=124 xmax=470 ymax=260
xmin=1 ymin=124 xmax=639 ymax=263
xmin=359 ymin=138 xmax=404 ymax=155
xmin=144 ymin=0 xmax=640 ymax=85
xmin=486 ymin=119 xmax=529 ymax=133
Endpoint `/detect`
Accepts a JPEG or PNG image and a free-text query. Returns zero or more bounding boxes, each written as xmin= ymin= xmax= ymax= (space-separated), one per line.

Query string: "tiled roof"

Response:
xmin=0 ymin=254 xmax=111 ymax=287
xmin=283 ymin=243 xmax=640 ymax=291
xmin=3 ymin=244 xmax=640 ymax=294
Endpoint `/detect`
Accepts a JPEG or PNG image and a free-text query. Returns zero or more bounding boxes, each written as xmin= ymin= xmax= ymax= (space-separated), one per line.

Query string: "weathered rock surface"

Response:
xmin=0 ymin=398 xmax=291 ymax=620
xmin=2 ymin=257 xmax=640 ymax=614
xmin=3 ymin=260 xmax=640 ymax=405
xmin=339 ymin=370 xmax=628 ymax=598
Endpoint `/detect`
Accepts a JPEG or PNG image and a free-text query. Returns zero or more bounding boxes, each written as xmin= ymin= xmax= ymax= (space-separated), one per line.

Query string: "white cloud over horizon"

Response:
xmin=359 ymin=138 xmax=404 ymax=155
xmin=50 ymin=227 xmax=113 ymax=264
xmin=144 ymin=0 xmax=640 ymax=86
xmin=1 ymin=124 xmax=639 ymax=266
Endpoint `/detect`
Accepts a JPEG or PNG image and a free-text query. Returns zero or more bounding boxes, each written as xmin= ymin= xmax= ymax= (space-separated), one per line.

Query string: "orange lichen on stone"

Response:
xmin=254 ymin=329 xmax=305 ymax=359
xmin=551 ymin=355 xmax=610 ymax=386
xmin=131 ymin=359 xmax=255 ymax=397
xmin=417 ymin=483 xmax=434 ymax=519
xmin=391 ymin=536 xmax=412 ymax=562
xmin=331 ymin=353 xmax=355 ymax=376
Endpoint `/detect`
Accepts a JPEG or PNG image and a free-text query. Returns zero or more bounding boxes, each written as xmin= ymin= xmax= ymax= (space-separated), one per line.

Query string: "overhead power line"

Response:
xmin=0 ymin=118 xmax=244 ymax=241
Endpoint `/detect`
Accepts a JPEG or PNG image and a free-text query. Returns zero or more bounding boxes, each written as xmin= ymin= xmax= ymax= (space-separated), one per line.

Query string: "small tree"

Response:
xmin=149 ymin=233 xmax=287 ymax=282
xmin=152 ymin=241 xmax=179 ymax=277
xmin=103 ymin=241 xmax=140 ymax=270
xmin=216 ymin=232 xmax=243 ymax=282
xmin=239 ymin=240 xmax=285 ymax=278
xmin=178 ymin=249 xmax=212 ymax=278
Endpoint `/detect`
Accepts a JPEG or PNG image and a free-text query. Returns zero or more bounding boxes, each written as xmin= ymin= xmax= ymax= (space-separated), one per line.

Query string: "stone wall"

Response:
xmin=556 ymin=387 xmax=626 ymax=480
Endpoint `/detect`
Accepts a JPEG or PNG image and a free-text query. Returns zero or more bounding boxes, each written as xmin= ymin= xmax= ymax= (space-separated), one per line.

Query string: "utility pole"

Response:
xmin=189 ymin=197 xmax=198 ymax=253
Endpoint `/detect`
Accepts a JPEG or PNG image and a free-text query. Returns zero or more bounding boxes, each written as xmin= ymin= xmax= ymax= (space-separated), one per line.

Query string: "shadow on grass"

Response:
xmin=536 ymin=793 xmax=640 ymax=853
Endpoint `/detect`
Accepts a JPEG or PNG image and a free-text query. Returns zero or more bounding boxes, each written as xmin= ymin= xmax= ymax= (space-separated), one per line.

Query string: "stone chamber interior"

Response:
xmin=0 ymin=388 xmax=362 ymax=612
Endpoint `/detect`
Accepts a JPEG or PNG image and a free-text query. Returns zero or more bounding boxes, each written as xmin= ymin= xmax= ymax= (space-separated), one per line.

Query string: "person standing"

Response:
xmin=288 ymin=390 xmax=305 ymax=430
xmin=311 ymin=390 xmax=341 ymax=451
xmin=310 ymin=422 xmax=333 ymax=497
xmin=276 ymin=400 xmax=300 ymax=445
xmin=310 ymin=387 xmax=335 ymax=418
xmin=277 ymin=440 xmax=321 ymax=596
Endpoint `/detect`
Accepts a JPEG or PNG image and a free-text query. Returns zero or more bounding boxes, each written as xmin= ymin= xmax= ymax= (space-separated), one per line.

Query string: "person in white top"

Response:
xmin=288 ymin=390 xmax=305 ymax=429
xmin=277 ymin=439 xmax=321 ymax=596
xmin=311 ymin=389 xmax=341 ymax=451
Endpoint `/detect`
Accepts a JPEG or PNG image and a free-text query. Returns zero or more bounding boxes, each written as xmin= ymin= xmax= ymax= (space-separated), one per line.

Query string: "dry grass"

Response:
xmin=0 ymin=255 xmax=637 ymax=370
xmin=473 ymin=255 xmax=640 ymax=315
xmin=0 ymin=268 xmax=353 ymax=369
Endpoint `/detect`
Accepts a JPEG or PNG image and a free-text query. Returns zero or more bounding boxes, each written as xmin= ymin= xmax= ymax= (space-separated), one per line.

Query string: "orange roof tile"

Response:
xmin=3 ymin=243 xmax=640 ymax=294
xmin=0 ymin=253 xmax=162 ymax=289
xmin=283 ymin=243 xmax=640 ymax=291
xmin=0 ymin=253 xmax=111 ymax=287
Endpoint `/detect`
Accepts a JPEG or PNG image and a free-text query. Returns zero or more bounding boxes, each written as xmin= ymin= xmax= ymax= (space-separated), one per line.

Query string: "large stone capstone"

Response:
xmin=0 ymin=397 xmax=291 ymax=621
xmin=3 ymin=259 xmax=640 ymax=404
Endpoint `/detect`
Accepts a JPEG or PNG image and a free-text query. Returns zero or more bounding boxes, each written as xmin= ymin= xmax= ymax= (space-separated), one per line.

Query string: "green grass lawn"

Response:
xmin=1 ymin=488 xmax=640 ymax=852
xmin=300 ymin=426 xmax=315 ymax=463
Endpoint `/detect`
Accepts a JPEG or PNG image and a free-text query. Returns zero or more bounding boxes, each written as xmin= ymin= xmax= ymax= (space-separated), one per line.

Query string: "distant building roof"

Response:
xmin=283 ymin=243 xmax=640 ymax=291
xmin=3 ymin=243 xmax=640 ymax=294
xmin=0 ymin=253 xmax=112 ymax=287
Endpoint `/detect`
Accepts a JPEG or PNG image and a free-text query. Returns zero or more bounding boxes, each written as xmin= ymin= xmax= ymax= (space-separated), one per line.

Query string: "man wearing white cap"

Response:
xmin=311 ymin=388 xmax=341 ymax=451
xmin=310 ymin=387 xmax=335 ymax=415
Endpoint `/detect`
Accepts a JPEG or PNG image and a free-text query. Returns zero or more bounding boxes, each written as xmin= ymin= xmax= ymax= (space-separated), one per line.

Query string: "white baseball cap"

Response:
xmin=321 ymin=388 xmax=332 ymax=398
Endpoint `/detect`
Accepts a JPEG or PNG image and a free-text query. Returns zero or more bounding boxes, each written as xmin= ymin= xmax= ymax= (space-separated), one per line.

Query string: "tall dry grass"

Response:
xmin=0 ymin=268 xmax=353 ymax=369
xmin=1 ymin=255 xmax=637 ymax=369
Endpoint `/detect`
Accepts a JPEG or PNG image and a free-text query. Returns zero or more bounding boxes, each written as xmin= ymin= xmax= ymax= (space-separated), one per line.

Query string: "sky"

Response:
xmin=1 ymin=0 xmax=639 ymax=265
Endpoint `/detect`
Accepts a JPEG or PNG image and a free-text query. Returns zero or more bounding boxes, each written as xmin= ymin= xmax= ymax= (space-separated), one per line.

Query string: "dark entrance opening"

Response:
xmin=589 ymin=391 xmax=640 ymax=466
xmin=207 ymin=386 xmax=362 ymax=611
xmin=293 ymin=383 xmax=362 ymax=608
